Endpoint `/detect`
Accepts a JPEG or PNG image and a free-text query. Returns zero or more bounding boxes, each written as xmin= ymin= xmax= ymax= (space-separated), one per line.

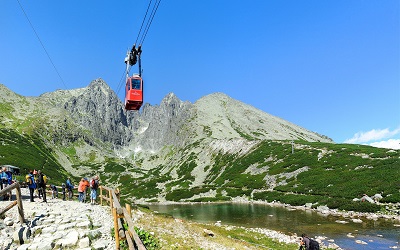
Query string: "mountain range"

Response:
xmin=1 ymin=79 xmax=398 ymax=209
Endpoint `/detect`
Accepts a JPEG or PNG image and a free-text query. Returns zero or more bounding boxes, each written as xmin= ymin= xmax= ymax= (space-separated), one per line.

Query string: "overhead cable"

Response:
xmin=17 ymin=0 xmax=68 ymax=90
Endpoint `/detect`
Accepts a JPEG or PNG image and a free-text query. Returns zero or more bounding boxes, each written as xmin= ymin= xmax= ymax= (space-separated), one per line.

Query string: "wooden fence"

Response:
xmin=99 ymin=186 xmax=146 ymax=250
xmin=0 ymin=182 xmax=25 ymax=224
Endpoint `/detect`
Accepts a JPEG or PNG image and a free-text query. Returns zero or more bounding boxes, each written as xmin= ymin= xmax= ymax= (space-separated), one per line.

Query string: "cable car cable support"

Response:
xmin=116 ymin=0 xmax=162 ymax=107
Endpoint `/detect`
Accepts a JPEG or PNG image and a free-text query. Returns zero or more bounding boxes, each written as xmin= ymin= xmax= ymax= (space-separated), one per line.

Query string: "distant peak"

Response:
xmin=162 ymin=93 xmax=179 ymax=102
xmin=88 ymin=78 xmax=108 ymax=88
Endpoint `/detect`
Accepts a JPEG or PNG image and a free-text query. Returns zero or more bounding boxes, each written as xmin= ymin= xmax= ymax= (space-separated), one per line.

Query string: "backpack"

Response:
xmin=91 ymin=179 xmax=98 ymax=189
xmin=308 ymin=238 xmax=320 ymax=250
xmin=26 ymin=174 xmax=32 ymax=185
xmin=43 ymin=175 xmax=47 ymax=184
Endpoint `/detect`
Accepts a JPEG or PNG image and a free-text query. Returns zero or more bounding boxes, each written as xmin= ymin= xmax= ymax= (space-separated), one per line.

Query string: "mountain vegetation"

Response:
xmin=0 ymin=79 xmax=398 ymax=213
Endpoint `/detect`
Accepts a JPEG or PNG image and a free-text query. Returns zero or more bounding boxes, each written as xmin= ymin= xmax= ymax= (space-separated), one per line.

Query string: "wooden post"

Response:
xmin=100 ymin=186 xmax=103 ymax=206
xmin=109 ymin=190 xmax=113 ymax=211
xmin=113 ymin=208 xmax=120 ymax=249
xmin=116 ymin=188 xmax=120 ymax=201
xmin=125 ymin=204 xmax=132 ymax=218
xmin=0 ymin=201 xmax=17 ymax=216
xmin=15 ymin=185 xmax=25 ymax=224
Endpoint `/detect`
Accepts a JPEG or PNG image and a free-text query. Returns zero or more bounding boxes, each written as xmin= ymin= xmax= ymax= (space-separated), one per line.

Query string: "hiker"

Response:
xmin=26 ymin=170 xmax=36 ymax=202
xmin=78 ymin=178 xmax=87 ymax=202
xmin=37 ymin=170 xmax=47 ymax=202
xmin=299 ymin=233 xmax=319 ymax=250
xmin=0 ymin=167 xmax=5 ymax=190
xmin=51 ymin=184 xmax=58 ymax=199
xmin=66 ymin=177 xmax=74 ymax=200
xmin=83 ymin=178 xmax=90 ymax=203
xmin=1 ymin=166 xmax=13 ymax=200
xmin=61 ymin=183 xmax=66 ymax=201
xmin=33 ymin=170 xmax=41 ymax=199
xmin=90 ymin=175 xmax=99 ymax=205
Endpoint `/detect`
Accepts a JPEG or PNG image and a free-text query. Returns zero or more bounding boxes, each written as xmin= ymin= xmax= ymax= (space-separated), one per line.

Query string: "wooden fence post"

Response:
xmin=113 ymin=207 xmax=120 ymax=249
xmin=109 ymin=190 xmax=113 ymax=211
xmin=126 ymin=204 xmax=132 ymax=217
xmin=15 ymin=185 xmax=25 ymax=223
xmin=100 ymin=187 xmax=103 ymax=206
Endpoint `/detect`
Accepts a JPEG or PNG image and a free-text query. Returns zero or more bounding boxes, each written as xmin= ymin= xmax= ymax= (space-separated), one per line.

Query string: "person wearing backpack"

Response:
xmin=299 ymin=233 xmax=320 ymax=250
xmin=26 ymin=170 xmax=36 ymax=202
xmin=37 ymin=170 xmax=47 ymax=202
xmin=90 ymin=175 xmax=99 ymax=205
xmin=66 ymin=177 xmax=74 ymax=200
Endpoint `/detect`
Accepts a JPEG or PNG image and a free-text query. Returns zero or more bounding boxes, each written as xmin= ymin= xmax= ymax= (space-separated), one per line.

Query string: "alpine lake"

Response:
xmin=147 ymin=202 xmax=400 ymax=250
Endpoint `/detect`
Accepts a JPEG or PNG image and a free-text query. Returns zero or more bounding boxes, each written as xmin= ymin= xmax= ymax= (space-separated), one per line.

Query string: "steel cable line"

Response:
xmin=139 ymin=0 xmax=162 ymax=45
xmin=17 ymin=0 xmax=68 ymax=90
xmin=135 ymin=0 xmax=154 ymax=45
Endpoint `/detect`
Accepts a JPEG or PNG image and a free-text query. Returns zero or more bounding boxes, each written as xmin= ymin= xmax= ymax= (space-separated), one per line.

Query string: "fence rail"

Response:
xmin=99 ymin=186 xmax=146 ymax=250
xmin=0 ymin=182 xmax=25 ymax=224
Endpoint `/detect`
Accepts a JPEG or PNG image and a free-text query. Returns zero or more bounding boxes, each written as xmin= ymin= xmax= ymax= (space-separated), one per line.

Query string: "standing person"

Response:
xmin=37 ymin=170 xmax=47 ymax=202
xmin=83 ymin=178 xmax=90 ymax=203
xmin=26 ymin=170 xmax=36 ymax=202
xmin=33 ymin=170 xmax=41 ymax=199
xmin=61 ymin=183 xmax=66 ymax=201
xmin=78 ymin=178 xmax=86 ymax=202
xmin=66 ymin=177 xmax=74 ymax=200
xmin=0 ymin=167 xmax=4 ymax=190
xmin=4 ymin=167 xmax=12 ymax=200
xmin=90 ymin=175 xmax=99 ymax=205
xmin=51 ymin=184 xmax=58 ymax=199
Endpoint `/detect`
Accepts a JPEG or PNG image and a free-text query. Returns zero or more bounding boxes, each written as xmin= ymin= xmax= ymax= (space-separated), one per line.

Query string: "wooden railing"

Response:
xmin=99 ymin=186 xmax=146 ymax=250
xmin=0 ymin=182 xmax=25 ymax=224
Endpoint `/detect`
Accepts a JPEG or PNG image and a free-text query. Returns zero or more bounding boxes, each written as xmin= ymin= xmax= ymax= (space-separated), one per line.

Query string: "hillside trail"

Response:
xmin=0 ymin=187 xmax=114 ymax=250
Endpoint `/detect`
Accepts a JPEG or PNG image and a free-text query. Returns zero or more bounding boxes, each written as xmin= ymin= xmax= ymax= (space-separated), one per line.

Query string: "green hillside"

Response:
xmin=0 ymin=128 xmax=69 ymax=184
xmin=1 ymin=127 xmax=399 ymax=213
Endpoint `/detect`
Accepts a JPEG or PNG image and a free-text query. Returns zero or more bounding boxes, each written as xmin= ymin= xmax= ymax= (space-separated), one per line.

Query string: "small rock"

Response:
xmin=4 ymin=217 xmax=14 ymax=226
xmin=79 ymin=237 xmax=90 ymax=248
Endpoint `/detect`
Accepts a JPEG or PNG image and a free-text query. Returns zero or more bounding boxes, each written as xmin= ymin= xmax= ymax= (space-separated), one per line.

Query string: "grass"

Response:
xmin=134 ymin=207 xmax=299 ymax=250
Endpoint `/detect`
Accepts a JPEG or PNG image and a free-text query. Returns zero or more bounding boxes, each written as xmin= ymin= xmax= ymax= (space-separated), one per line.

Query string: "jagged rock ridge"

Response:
xmin=0 ymin=79 xmax=332 ymax=164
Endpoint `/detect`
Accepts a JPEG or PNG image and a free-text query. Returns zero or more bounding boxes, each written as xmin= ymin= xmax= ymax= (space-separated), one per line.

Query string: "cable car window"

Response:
xmin=132 ymin=79 xmax=141 ymax=90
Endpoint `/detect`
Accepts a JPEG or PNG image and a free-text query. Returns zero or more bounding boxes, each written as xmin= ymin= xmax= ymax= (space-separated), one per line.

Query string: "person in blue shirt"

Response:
xmin=66 ymin=177 xmax=74 ymax=200
xmin=26 ymin=170 xmax=36 ymax=202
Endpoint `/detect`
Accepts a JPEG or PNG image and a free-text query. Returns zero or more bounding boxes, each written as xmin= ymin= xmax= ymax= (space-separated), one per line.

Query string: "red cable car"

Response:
xmin=124 ymin=74 xmax=143 ymax=110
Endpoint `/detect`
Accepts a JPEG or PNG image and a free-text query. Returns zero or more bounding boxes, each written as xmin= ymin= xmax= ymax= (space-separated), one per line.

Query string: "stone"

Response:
xmin=56 ymin=230 xmax=79 ymax=247
xmin=4 ymin=217 xmax=14 ymax=226
xmin=76 ymin=220 xmax=91 ymax=228
xmin=79 ymin=237 xmax=90 ymax=248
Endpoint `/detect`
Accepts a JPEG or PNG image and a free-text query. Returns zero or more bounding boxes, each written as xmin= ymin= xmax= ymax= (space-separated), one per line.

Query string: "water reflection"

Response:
xmin=148 ymin=203 xmax=400 ymax=250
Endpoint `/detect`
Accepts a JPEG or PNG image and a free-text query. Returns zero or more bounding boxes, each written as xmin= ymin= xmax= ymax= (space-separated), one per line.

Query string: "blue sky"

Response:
xmin=1 ymin=0 xmax=399 ymax=149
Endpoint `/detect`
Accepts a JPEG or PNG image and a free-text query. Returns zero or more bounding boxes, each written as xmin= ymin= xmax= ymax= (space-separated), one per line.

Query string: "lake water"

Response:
xmin=147 ymin=203 xmax=400 ymax=250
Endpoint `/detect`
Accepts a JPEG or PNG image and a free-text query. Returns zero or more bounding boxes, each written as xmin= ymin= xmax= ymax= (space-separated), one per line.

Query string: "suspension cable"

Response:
xmin=139 ymin=0 xmax=162 ymax=45
xmin=17 ymin=0 xmax=68 ymax=90
xmin=135 ymin=0 xmax=153 ymax=45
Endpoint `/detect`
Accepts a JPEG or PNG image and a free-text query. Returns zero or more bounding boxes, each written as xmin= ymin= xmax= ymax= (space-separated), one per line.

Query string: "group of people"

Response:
xmin=26 ymin=170 xmax=100 ymax=205
xmin=0 ymin=166 xmax=13 ymax=200
xmin=26 ymin=169 xmax=48 ymax=202
xmin=76 ymin=175 xmax=100 ymax=205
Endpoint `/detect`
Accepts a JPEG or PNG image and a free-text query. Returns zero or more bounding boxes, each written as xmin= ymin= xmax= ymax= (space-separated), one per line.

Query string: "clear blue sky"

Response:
xmin=1 ymin=0 xmax=399 ymax=149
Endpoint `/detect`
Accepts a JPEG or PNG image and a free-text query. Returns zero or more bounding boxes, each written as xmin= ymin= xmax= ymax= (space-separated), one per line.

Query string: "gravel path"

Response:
xmin=0 ymin=187 xmax=114 ymax=250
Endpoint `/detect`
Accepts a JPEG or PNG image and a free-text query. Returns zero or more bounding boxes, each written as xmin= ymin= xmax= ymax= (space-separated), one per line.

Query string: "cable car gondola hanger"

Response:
xmin=123 ymin=0 xmax=162 ymax=111
xmin=124 ymin=44 xmax=143 ymax=111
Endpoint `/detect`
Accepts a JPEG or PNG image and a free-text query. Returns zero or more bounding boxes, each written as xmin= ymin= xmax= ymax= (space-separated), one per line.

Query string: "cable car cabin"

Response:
xmin=125 ymin=75 xmax=143 ymax=110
